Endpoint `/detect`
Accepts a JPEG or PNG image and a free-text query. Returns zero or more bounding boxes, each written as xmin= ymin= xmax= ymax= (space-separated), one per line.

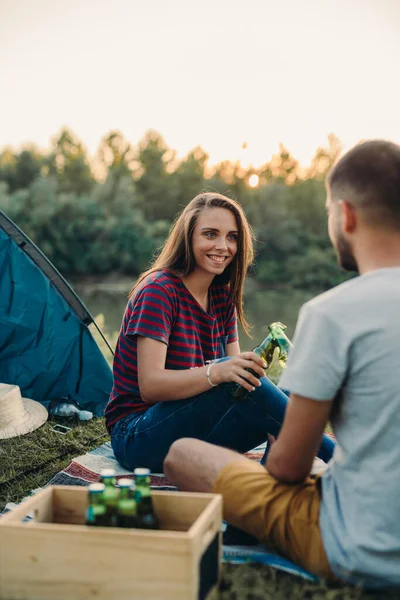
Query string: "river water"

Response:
xmin=76 ymin=280 xmax=319 ymax=352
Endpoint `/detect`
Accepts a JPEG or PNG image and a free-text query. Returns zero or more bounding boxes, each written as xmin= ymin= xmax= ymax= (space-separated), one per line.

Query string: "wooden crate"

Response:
xmin=0 ymin=485 xmax=222 ymax=600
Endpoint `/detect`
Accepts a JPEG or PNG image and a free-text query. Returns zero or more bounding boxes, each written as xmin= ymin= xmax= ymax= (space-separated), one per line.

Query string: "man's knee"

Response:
xmin=163 ymin=437 xmax=195 ymax=478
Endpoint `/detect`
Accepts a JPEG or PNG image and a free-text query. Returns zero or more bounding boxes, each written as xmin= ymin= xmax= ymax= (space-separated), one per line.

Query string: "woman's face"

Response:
xmin=190 ymin=207 xmax=238 ymax=277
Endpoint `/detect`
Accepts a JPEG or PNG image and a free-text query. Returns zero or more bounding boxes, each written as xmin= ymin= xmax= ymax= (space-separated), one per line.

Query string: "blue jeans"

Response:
xmin=110 ymin=363 xmax=336 ymax=473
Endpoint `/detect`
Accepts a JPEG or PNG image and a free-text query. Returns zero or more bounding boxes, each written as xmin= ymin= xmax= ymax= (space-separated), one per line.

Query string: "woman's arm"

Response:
xmin=137 ymin=336 xmax=266 ymax=404
xmin=226 ymin=341 xmax=240 ymax=356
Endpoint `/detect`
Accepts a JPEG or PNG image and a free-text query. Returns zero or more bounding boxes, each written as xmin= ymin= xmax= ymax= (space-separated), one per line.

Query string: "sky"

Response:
xmin=1 ymin=0 xmax=400 ymax=168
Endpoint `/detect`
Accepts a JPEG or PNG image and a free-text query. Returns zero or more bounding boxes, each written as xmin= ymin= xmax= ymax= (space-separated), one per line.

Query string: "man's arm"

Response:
xmin=266 ymin=393 xmax=333 ymax=483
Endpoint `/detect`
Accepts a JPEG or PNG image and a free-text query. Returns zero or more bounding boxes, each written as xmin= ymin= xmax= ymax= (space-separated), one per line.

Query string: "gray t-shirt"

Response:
xmin=279 ymin=268 xmax=400 ymax=587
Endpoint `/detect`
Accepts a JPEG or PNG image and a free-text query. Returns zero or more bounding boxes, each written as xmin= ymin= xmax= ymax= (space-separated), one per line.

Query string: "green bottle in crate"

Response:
xmin=134 ymin=468 xmax=160 ymax=530
xmin=99 ymin=468 xmax=119 ymax=527
xmin=86 ymin=483 xmax=107 ymax=526
xmin=117 ymin=478 xmax=138 ymax=528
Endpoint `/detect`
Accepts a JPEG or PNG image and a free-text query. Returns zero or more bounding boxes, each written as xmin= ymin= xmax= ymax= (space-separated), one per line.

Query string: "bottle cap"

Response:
xmin=134 ymin=467 xmax=151 ymax=476
xmin=100 ymin=468 xmax=116 ymax=477
xmin=118 ymin=478 xmax=134 ymax=488
xmin=88 ymin=483 xmax=106 ymax=493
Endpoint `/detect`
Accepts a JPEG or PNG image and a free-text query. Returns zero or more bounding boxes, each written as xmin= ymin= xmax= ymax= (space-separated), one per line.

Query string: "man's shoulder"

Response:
xmin=306 ymin=269 xmax=400 ymax=318
xmin=305 ymin=276 xmax=362 ymax=315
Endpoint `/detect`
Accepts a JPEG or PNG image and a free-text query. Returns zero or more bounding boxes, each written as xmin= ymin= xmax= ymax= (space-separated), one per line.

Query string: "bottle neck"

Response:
xmin=103 ymin=478 xmax=116 ymax=487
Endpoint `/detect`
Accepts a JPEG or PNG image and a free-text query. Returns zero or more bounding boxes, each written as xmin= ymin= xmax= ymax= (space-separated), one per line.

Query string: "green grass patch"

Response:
xmin=0 ymin=417 xmax=108 ymax=510
xmin=219 ymin=564 xmax=398 ymax=599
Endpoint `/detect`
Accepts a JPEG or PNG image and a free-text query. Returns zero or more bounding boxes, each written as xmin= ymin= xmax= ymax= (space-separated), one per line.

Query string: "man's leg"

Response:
xmin=164 ymin=437 xmax=248 ymax=492
xmin=164 ymin=437 xmax=336 ymax=580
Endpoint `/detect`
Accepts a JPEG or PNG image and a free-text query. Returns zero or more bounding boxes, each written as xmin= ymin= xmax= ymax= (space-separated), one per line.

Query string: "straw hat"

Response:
xmin=0 ymin=384 xmax=48 ymax=440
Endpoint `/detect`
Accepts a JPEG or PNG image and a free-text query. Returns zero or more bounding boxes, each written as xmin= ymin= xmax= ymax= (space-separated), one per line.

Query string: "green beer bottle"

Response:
xmin=117 ymin=478 xmax=138 ymax=528
xmin=232 ymin=321 xmax=293 ymax=400
xmin=134 ymin=468 xmax=160 ymax=530
xmin=86 ymin=483 xmax=107 ymax=526
xmin=99 ymin=468 xmax=119 ymax=527
xmin=265 ymin=322 xmax=293 ymax=385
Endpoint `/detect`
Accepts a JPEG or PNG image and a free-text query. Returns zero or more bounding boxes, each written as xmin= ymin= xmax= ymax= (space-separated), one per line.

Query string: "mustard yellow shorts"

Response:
xmin=213 ymin=459 xmax=335 ymax=580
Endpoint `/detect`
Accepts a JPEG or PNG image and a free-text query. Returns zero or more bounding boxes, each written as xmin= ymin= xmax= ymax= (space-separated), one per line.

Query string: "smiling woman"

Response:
xmin=104 ymin=192 xmax=336 ymax=474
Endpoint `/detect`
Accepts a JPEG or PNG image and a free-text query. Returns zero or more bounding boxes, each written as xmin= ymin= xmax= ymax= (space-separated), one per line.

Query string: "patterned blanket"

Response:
xmin=4 ymin=441 xmax=324 ymax=582
xmin=44 ymin=441 xmax=319 ymax=581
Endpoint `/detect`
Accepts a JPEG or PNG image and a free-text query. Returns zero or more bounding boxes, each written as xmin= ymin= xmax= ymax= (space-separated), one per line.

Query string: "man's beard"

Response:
xmin=335 ymin=230 xmax=359 ymax=273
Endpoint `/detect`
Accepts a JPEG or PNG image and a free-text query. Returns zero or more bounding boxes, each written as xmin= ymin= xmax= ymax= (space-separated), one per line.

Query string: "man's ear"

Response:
xmin=338 ymin=200 xmax=357 ymax=233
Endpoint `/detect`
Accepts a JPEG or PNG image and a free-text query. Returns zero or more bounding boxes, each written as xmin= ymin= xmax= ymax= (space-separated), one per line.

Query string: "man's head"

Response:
xmin=326 ymin=140 xmax=400 ymax=272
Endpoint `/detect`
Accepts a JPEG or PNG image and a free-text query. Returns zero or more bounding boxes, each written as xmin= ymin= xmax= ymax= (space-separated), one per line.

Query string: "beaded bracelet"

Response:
xmin=206 ymin=362 xmax=218 ymax=387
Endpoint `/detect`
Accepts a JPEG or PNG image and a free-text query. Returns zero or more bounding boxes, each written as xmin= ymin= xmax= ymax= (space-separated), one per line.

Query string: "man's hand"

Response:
xmin=266 ymin=393 xmax=332 ymax=483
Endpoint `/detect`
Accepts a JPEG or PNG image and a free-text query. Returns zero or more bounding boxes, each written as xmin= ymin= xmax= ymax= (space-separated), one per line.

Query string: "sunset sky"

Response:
xmin=1 ymin=0 xmax=399 ymax=167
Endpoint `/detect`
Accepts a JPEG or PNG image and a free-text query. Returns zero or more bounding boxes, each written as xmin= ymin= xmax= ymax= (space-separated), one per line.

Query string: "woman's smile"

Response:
xmin=206 ymin=254 xmax=229 ymax=264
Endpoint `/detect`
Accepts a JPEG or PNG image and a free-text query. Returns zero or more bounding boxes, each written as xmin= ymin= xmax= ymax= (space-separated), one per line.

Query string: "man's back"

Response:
xmin=282 ymin=268 xmax=400 ymax=586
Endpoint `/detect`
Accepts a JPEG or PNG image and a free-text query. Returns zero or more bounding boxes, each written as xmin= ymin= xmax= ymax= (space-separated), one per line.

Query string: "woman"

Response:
xmin=105 ymin=193 xmax=335 ymax=472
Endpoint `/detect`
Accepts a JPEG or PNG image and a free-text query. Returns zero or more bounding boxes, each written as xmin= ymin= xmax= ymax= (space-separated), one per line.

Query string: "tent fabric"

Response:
xmin=0 ymin=210 xmax=113 ymax=417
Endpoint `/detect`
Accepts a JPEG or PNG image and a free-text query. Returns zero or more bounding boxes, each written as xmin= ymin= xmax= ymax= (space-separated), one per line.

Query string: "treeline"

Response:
xmin=0 ymin=128 xmax=349 ymax=290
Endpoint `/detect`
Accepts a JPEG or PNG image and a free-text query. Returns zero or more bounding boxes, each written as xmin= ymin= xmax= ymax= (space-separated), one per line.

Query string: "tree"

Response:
xmin=15 ymin=148 xmax=43 ymax=190
xmin=207 ymin=160 xmax=253 ymax=203
xmin=171 ymin=146 xmax=208 ymax=207
xmin=0 ymin=148 xmax=17 ymax=191
xmin=47 ymin=128 xmax=94 ymax=194
xmin=306 ymin=134 xmax=342 ymax=179
xmin=92 ymin=174 xmax=141 ymax=216
xmin=269 ymin=144 xmax=299 ymax=183
xmin=0 ymin=147 xmax=43 ymax=192
xmin=96 ymin=130 xmax=135 ymax=182
xmin=286 ymin=179 xmax=328 ymax=235
xmin=134 ymin=130 xmax=177 ymax=221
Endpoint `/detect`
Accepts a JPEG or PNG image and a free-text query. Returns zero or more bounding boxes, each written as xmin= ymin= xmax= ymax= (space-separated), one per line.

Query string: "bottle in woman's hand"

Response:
xmin=232 ymin=322 xmax=293 ymax=400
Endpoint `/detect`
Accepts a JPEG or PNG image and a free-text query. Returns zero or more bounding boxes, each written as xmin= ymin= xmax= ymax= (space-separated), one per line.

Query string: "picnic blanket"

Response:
xmin=38 ymin=441 xmax=319 ymax=582
xmin=49 ymin=441 xmax=267 ymax=486
xmin=3 ymin=440 xmax=331 ymax=582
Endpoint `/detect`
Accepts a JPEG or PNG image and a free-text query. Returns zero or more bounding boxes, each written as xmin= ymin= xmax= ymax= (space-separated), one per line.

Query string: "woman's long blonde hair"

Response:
xmin=130 ymin=193 xmax=255 ymax=335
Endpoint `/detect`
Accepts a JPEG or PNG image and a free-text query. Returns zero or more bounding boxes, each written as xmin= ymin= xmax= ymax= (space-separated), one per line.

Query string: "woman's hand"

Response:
xmin=211 ymin=352 xmax=267 ymax=391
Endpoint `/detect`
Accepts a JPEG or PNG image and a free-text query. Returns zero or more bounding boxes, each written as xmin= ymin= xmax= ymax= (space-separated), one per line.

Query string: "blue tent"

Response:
xmin=0 ymin=210 xmax=113 ymax=417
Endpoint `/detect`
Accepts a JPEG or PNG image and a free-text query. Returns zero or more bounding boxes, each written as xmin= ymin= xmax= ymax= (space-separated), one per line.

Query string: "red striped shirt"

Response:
xmin=105 ymin=270 xmax=238 ymax=429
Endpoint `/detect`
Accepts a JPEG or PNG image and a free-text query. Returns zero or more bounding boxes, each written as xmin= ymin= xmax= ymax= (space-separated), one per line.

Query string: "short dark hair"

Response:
xmin=327 ymin=140 xmax=400 ymax=229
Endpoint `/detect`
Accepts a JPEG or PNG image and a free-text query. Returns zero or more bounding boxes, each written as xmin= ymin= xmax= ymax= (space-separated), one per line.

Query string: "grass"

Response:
xmin=0 ymin=417 xmax=108 ymax=509
xmin=0 ymin=419 xmax=398 ymax=599
xmin=219 ymin=565 xmax=399 ymax=599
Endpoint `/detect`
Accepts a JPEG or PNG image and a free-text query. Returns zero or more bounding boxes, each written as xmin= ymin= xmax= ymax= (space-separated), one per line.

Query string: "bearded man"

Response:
xmin=164 ymin=140 xmax=400 ymax=589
